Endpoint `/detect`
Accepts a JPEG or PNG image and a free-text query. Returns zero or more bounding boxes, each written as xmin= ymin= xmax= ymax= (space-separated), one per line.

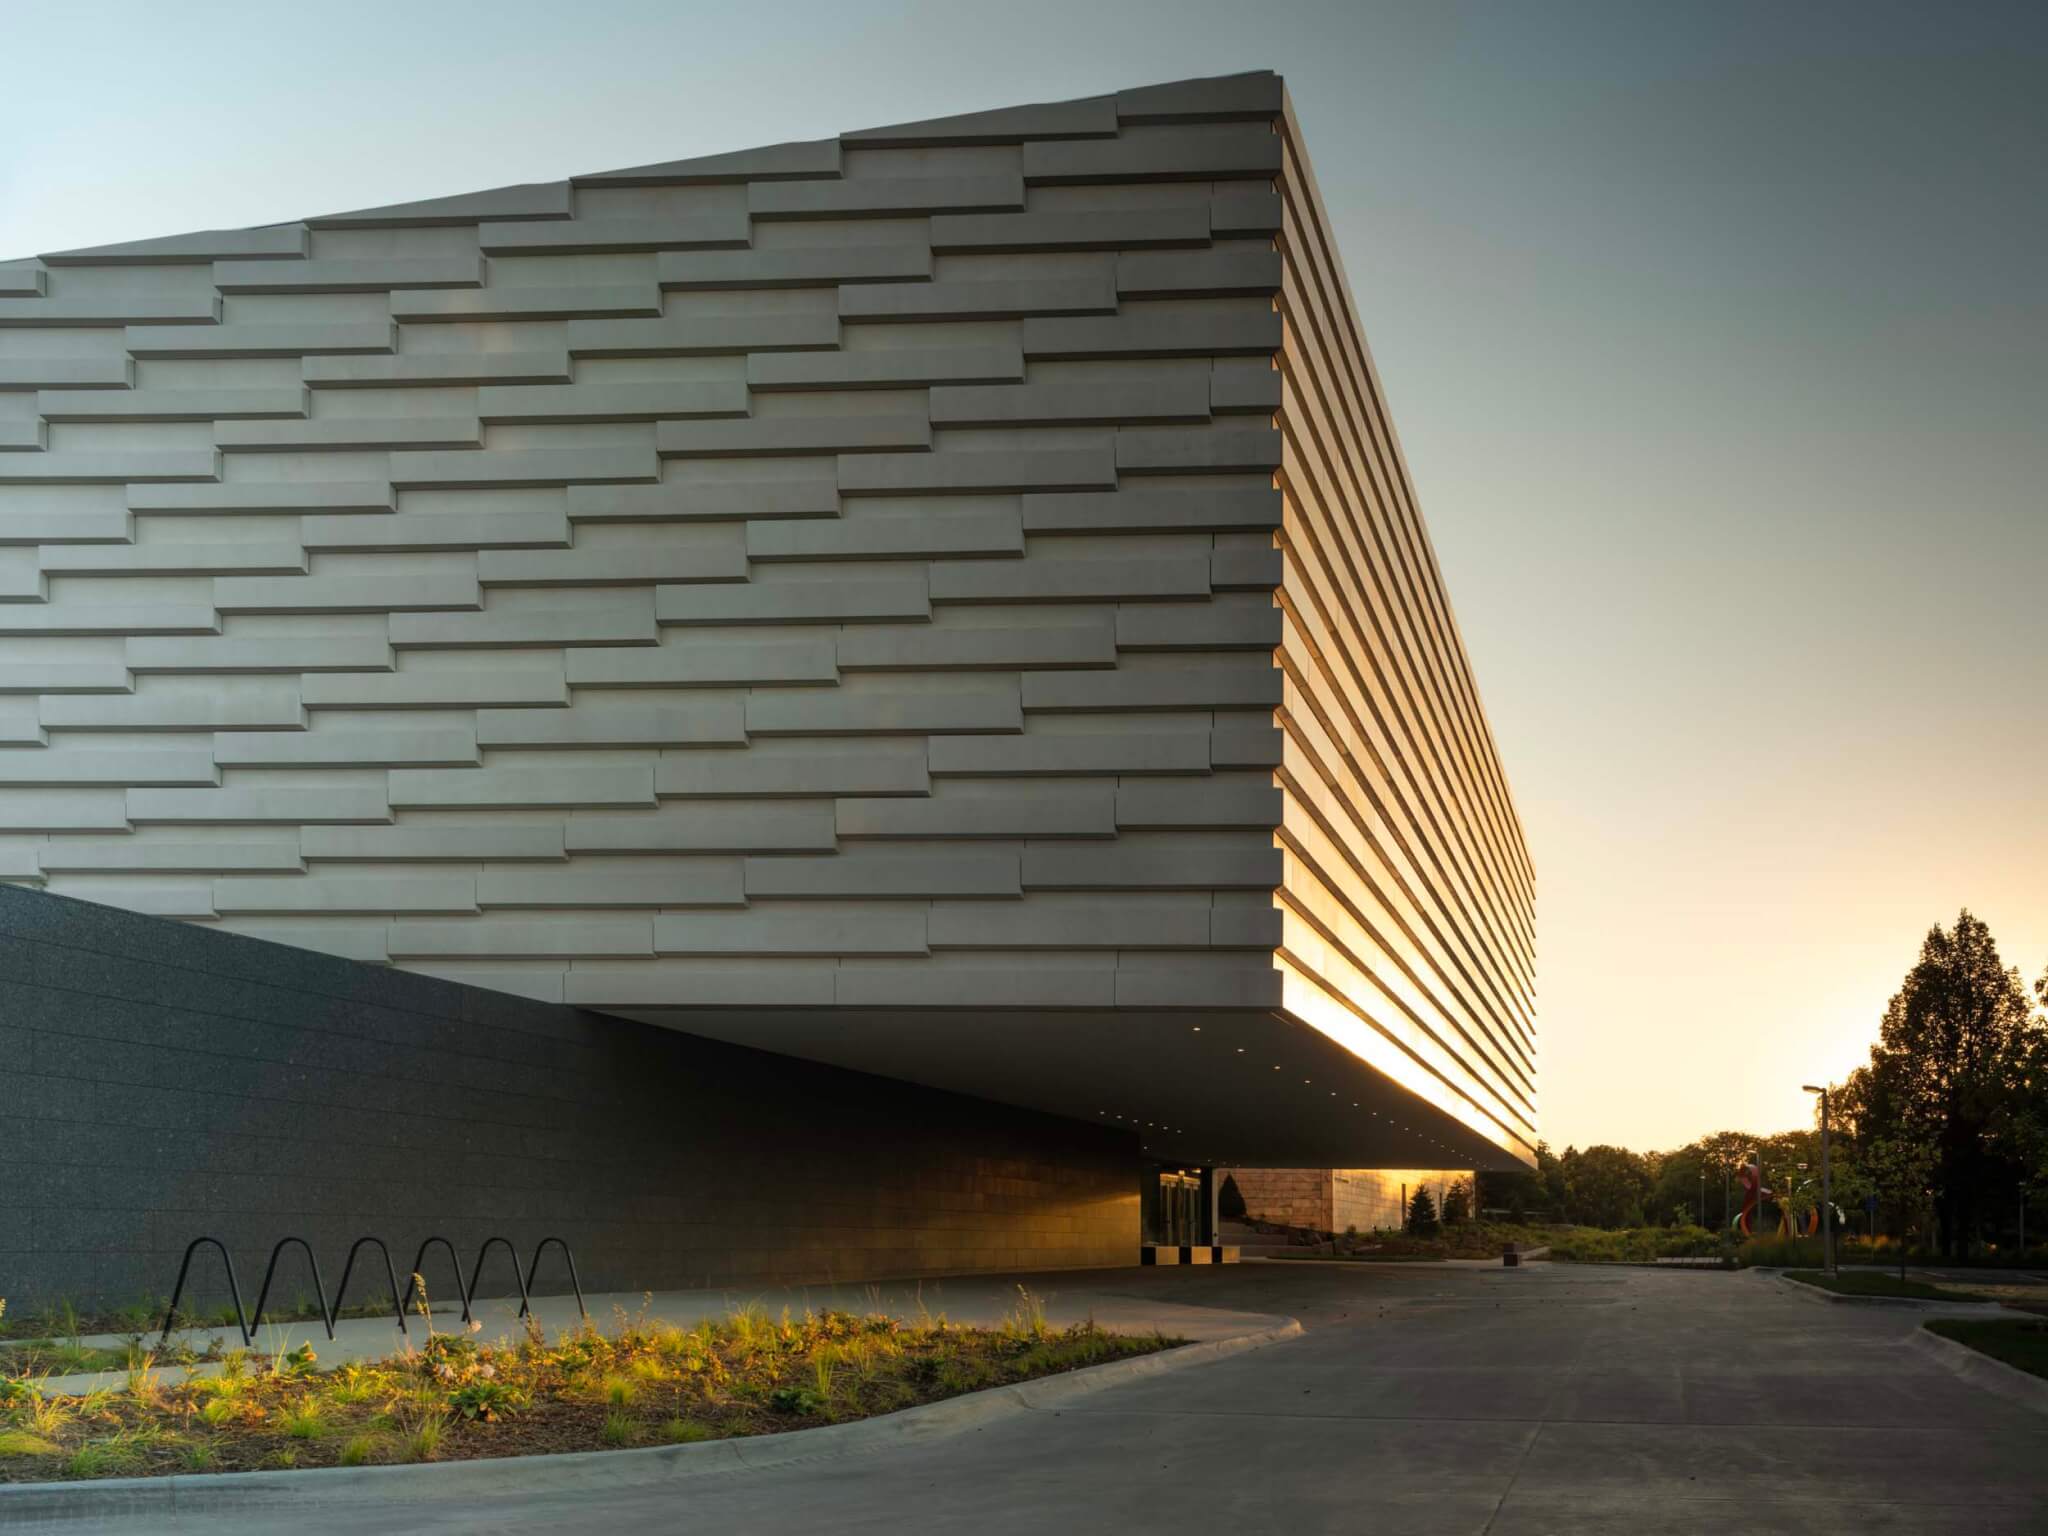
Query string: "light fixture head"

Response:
xmin=1802 ymin=1083 xmax=1823 ymax=1094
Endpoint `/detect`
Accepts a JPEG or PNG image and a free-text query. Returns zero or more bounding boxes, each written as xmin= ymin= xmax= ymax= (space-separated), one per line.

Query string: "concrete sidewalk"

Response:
xmin=31 ymin=1271 xmax=1284 ymax=1395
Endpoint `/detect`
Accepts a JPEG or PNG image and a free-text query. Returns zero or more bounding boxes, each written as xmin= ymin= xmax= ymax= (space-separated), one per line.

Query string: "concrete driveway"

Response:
xmin=9 ymin=1262 xmax=2045 ymax=1534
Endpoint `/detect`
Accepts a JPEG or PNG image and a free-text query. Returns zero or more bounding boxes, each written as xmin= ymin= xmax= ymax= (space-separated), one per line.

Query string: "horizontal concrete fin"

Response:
xmin=1021 ymin=663 xmax=1282 ymax=712
xmin=388 ymin=917 xmax=654 ymax=957
xmin=213 ymin=728 xmax=478 ymax=767
xmin=36 ymin=840 xmax=302 ymax=874
xmin=300 ymin=670 xmax=568 ymax=709
xmin=1022 ymin=843 xmax=1282 ymax=890
xmin=566 ymin=478 xmax=837 ymax=523
xmin=127 ymin=787 xmax=392 ymax=825
xmin=1023 ymin=487 xmax=1281 ymax=534
xmin=476 ymin=860 xmax=745 ymax=909
xmin=388 ymin=765 xmax=656 ymax=810
xmin=747 ymin=175 xmax=1023 ymax=220
xmin=566 ymin=804 xmax=837 ymax=853
xmin=838 ymin=277 xmax=1115 ymax=324
xmin=656 ymin=745 xmax=927 ymax=798
xmin=126 ymin=634 xmax=396 ymax=676
xmin=837 ymin=793 xmax=1114 ymax=840
xmin=655 ymin=578 xmax=928 ymax=626
xmin=391 ymin=596 xmax=655 ymax=649
xmin=928 ymin=732 xmax=1210 ymax=777
xmin=742 ymin=850 xmax=1020 ymax=899
xmin=213 ymin=875 xmax=477 ymax=915
xmin=300 ymin=823 xmax=566 ymax=862
xmin=837 ymin=447 xmax=1115 ymax=497
xmin=303 ymin=352 xmax=572 ymax=389
xmin=478 ymin=700 xmax=744 ymax=748
xmin=392 ymin=286 xmax=661 ymax=322
xmin=932 ymin=555 xmax=1209 ymax=605
xmin=657 ymin=246 xmax=931 ymax=290
xmin=477 ymin=213 xmax=750 ymax=253
xmin=566 ymin=313 xmax=840 ymax=357
xmin=835 ymin=621 xmax=1112 ymax=672
xmin=653 ymin=904 xmax=928 ymax=956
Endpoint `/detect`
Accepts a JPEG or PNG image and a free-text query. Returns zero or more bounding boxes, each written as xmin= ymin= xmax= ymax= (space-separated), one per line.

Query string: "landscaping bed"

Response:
xmin=1924 ymin=1318 xmax=2048 ymax=1380
xmin=1783 ymin=1269 xmax=1952 ymax=1300
xmin=0 ymin=1295 xmax=1178 ymax=1483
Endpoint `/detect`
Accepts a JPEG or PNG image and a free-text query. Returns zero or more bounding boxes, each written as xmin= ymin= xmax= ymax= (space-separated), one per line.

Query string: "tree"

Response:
xmin=1864 ymin=911 xmax=2036 ymax=1258
xmin=1442 ymin=1178 xmax=1472 ymax=1225
xmin=1217 ymin=1174 xmax=1247 ymax=1224
xmin=1407 ymin=1186 xmax=1439 ymax=1236
xmin=1864 ymin=1134 xmax=1935 ymax=1280
xmin=1560 ymin=1145 xmax=1651 ymax=1228
xmin=1476 ymin=1140 xmax=1560 ymax=1222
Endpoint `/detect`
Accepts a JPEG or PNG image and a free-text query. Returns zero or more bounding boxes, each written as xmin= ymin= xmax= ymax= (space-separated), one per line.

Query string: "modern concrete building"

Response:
xmin=0 ymin=72 xmax=1536 ymax=1307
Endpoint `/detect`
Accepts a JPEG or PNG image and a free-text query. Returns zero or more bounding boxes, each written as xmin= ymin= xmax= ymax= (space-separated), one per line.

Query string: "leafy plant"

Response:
xmin=448 ymin=1381 xmax=528 ymax=1423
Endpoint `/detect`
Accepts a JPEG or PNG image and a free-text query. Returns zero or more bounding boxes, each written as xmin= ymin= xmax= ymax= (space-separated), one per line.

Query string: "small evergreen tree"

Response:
xmin=1442 ymin=1179 xmax=1472 ymax=1225
xmin=1407 ymin=1186 xmax=1439 ymax=1236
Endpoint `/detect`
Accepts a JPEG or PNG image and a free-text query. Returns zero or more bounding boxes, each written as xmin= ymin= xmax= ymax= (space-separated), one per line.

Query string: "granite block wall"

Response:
xmin=0 ymin=884 xmax=1139 ymax=1311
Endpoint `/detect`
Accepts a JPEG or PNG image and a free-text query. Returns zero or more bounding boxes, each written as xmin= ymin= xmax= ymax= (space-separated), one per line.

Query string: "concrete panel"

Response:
xmin=0 ymin=750 xmax=218 ymax=786
xmin=0 ymin=357 xmax=134 ymax=389
xmin=838 ymin=277 xmax=1115 ymax=324
xmin=36 ymin=841 xmax=303 ymax=874
xmin=0 ymin=791 xmax=129 ymax=831
xmin=1116 ymin=71 xmax=1283 ymax=124
xmin=837 ymin=446 xmax=1115 ymax=496
xmin=1022 ymin=662 xmax=1281 ymax=712
xmin=391 ymin=597 xmax=655 ymax=649
xmin=656 ymin=743 xmax=928 ymax=798
xmin=299 ymin=823 xmax=566 ymax=862
xmin=479 ymin=530 xmax=745 ymax=587
xmin=39 ymin=690 xmax=303 ymax=731
xmin=125 ymin=323 xmax=395 ymax=358
xmin=389 ymin=446 xmax=658 ymax=488
xmin=1116 ymin=426 xmax=1282 ymax=474
xmin=747 ymin=345 xmax=1022 ymax=392
xmin=391 ymin=286 xmax=661 ymax=322
xmin=388 ymin=765 xmax=656 ymax=810
xmin=213 ymin=729 xmax=478 ymax=767
xmin=654 ymin=577 xmax=928 ymax=626
xmin=834 ymin=963 xmax=1114 ymax=1009
xmin=1021 ymin=487 xmax=1280 ymax=532
xmin=566 ymin=804 xmax=837 ymax=853
xmin=1023 ymin=841 xmax=1283 ymax=890
xmin=36 ymin=542 xmax=306 ymax=576
xmin=1023 ymin=310 xmax=1281 ymax=359
xmin=657 ymin=246 xmax=931 ymax=290
xmin=127 ymin=787 xmax=391 ymax=824
xmin=304 ymin=509 xmax=571 ymax=552
xmin=213 ymin=875 xmax=477 ymax=915
xmin=0 ymin=604 xmax=219 ymax=635
xmin=0 ymin=450 xmax=221 ymax=484
xmin=837 ymin=793 xmax=1115 ymax=840
xmin=843 ymin=97 xmax=1117 ymax=147
xmin=130 ymin=480 xmax=394 ymax=514
xmin=656 ymin=413 xmax=929 ymax=458
xmin=1117 ymin=247 xmax=1283 ymax=299
xmin=930 ymin=207 xmax=1209 ymax=253
xmin=37 ymin=387 xmax=309 ymax=422
xmin=931 ymin=555 xmax=1209 ymax=604
xmin=744 ymin=687 xmax=1019 ymax=736
xmin=748 ymin=509 xmax=1021 ymax=562
xmin=1116 ymin=599 xmax=1282 ymax=651
xmin=931 ymin=376 xmax=1209 ymax=427
xmin=654 ymin=904 xmax=928 ymax=957
xmin=300 ymin=669 xmax=568 ymax=709
xmin=476 ymin=859 xmax=745 ymax=909
xmin=215 ymin=416 xmax=481 ymax=452
xmin=1115 ymin=780 xmax=1284 ymax=829
xmin=929 ymin=894 xmax=1210 ymax=949
xmin=566 ymin=638 xmax=835 ymax=687
xmin=303 ymin=352 xmax=572 ymax=388
xmin=125 ymin=635 xmax=393 ymax=673
xmin=566 ymin=477 xmax=837 ymax=523
xmin=836 ymin=621 xmax=1112 ymax=671
xmin=387 ymin=917 xmax=653 ymax=957
xmin=1023 ymin=124 xmax=1282 ymax=184
xmin=478 ymin=699 xmax=744 ymax=748
xmin=0 ymin=294 xmax=221 ymax=326
xmin=39 ymin=226 xmax=304 ymax=263
xmin=477 ymin=380 xmax=749 ymax=423
xmin=566 ymin=313 xmax=839 ymax=357
xmin=212 ymin=257 xmax=485 ymax=292
xmin=747 ymin=175 xmax=1024 ymax=220
xmin=928 ymin=731 xmax=1209 ymax=777
xmin=213 ymin=571 xmax=481 ymax=613
xmin=477 ymin=213 xmax=750 ymax=253
xmin=743 ymin=850 xmax=1020 ymax=899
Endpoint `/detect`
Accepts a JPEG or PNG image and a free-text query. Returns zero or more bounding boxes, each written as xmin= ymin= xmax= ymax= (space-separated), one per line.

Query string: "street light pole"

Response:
xmin=1804 ymin=1084 xmax=1834 ymax=1275
xmin=1699 ymin=1167 xmax=1706 ymax=1229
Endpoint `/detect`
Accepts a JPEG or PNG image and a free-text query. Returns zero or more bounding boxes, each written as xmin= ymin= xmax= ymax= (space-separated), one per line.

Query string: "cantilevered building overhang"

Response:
xmin=0 ymin=72 xmax=1535 ymax=1178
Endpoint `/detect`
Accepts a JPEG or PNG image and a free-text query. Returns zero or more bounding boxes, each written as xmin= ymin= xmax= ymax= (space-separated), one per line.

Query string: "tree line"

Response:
xmin=1478 ymin=910 xmax=2048 ymax=1257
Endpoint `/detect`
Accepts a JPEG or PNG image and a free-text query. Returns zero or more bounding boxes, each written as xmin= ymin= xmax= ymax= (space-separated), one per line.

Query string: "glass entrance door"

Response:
xmin=1159 ymin=1170 xmax=1203 ymax=1246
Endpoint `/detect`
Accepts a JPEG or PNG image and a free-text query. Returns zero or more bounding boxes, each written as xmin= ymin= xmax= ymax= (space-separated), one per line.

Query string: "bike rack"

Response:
xmin=332 ymin=1236 xmax=409 ymax=1340
xmin=463 ymin=1236 xmax=530 ymax=1320
xmin=158 ymin=1233 xmax=588 ymax=1347
xmin=158 ymin=1236 xmax=252 ymax=1348
xmin=525 ymin=1236 xmax=587 ymax=1320
xmin=248 ymin=1237 xmax=336 ymax=1340
xmin=404 ymin=1235 xmax=472 ymax=1325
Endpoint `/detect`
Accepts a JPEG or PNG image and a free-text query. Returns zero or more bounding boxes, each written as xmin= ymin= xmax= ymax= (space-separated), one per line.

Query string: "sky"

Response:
xmin=4 ymin=1 xmax=2043 ymax=1152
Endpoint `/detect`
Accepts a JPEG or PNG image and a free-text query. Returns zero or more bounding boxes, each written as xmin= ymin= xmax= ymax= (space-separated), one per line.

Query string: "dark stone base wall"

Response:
xmin=0 ymin=887 xmax=1140 ymax=1312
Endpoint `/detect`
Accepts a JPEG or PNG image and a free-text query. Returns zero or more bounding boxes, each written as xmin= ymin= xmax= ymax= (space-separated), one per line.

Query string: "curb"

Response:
xmin=1907 ymin=1321 xmax=2048 ymax=1416
xmin=1770 ymin=1273 xmax=2008 ymax=1311
xmin=0 ymin=1318 xmax=1302 ymax=1520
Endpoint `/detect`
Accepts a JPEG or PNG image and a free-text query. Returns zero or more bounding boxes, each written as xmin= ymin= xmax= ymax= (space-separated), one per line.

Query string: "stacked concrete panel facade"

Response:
xmin=0 ymin=72 xmax=1536 ymax=1255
